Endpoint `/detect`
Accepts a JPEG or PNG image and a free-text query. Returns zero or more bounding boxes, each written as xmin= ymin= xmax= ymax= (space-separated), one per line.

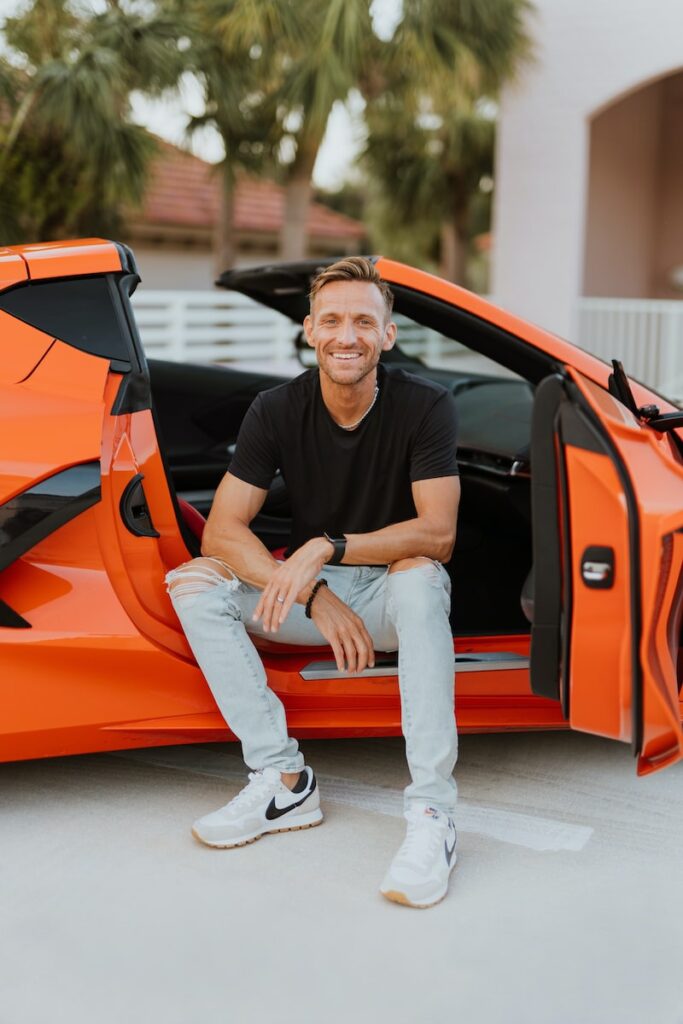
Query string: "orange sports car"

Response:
xmin=1 ymin=239 xmax=682 ymax=776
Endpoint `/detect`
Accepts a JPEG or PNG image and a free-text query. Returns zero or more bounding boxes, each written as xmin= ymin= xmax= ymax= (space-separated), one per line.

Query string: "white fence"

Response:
xmin=576 ymin=298 xmax=683 ymax=403
xmin=132 ymin=290 xmax=683 ymax=404
xmin=131 ymin=290 xmax=295 ymax=365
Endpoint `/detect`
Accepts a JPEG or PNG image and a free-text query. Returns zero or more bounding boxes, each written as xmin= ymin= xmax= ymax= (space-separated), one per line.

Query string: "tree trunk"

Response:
xmin=440 ymin=185 xmax=471 ymax=285
xmin=439 ymin=220 xmax=468 ymax=285
xmin=214 ymin=166 xmax=236 ymax=277
xmin=280 ymin=141 xmax=318 ymax=261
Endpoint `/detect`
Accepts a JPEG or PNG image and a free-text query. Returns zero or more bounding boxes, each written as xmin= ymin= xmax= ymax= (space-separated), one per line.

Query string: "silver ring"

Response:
xmin=276 ymin=595 xmax=285 ymax=603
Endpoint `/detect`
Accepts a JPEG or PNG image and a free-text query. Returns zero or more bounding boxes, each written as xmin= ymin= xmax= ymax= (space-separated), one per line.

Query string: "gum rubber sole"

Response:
xmin=192 ymin=813 xmax=323 ymax=849
xmin=380 ymin=888 xmax=448 ymax=909
xmin=380 ymin=858 xmax=456 ymax=908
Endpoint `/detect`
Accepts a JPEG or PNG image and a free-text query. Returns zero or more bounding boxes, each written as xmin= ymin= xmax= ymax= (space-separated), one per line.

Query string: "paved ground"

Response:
xmin=2 ymin=730 xmax=683 ymax=1024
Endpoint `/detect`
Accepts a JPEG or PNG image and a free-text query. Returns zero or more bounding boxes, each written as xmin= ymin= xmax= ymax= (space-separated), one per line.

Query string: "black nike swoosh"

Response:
xmin=444 ymin=831 xmax=457 ymax=865
xmin=264 ymin=775 xmax=316 ymax=820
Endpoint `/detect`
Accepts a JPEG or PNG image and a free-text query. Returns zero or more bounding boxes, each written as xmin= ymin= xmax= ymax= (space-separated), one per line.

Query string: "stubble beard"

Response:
xmin=319 ymin=349 xmax=380 ymax=387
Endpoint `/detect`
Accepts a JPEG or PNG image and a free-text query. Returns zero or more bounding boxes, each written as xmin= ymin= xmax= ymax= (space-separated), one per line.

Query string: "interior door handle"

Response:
xmin=119 ymin=473 xmax=160 ymax=538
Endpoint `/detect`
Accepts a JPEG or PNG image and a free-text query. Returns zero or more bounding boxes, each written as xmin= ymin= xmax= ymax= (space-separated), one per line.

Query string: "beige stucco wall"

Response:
xmin=492 ymin=0 xmax=683 ymax=337
xmin=131 ymin=245 xmax=217 ymax=290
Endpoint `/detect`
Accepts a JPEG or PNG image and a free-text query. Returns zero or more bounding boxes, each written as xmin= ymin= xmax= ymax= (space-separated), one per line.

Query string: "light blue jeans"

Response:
xmin=165 ymin=558 xmax=458 ymax=814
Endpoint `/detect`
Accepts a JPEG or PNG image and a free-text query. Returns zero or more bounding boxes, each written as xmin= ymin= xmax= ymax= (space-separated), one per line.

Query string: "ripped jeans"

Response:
xmin=165 ymin=558 xmax=458 ymax=814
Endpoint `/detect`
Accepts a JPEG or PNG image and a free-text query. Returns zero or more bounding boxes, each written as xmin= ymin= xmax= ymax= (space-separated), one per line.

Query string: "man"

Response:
xmin=166 ymin=257 xmax=461 ymax=908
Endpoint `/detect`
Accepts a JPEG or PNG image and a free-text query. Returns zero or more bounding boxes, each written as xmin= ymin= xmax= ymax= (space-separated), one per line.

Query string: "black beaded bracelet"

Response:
xmin=305 ymin=578 xmax=328 ymax=618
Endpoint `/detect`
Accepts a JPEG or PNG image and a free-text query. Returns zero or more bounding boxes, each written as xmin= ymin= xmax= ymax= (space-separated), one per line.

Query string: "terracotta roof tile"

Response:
xmin=136 ymin=142 xmax=365 ymax=240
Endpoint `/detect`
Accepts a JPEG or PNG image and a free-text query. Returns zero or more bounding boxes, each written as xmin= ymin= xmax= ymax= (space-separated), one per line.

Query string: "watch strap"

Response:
xmin=323 ymin=532 xmax=347 ymax=565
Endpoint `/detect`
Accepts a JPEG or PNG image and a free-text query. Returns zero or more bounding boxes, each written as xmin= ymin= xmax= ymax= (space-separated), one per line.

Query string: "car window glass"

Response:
xmin=391 ymin=312 xmax=522 ymax=381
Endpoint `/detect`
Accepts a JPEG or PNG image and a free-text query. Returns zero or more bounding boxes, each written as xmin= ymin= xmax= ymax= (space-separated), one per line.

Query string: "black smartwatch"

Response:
xmin=323 ymin=532 xmax=347 ymax=565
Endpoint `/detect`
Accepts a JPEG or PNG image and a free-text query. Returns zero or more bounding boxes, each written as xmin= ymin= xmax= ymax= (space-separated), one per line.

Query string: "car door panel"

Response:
xmin=98 ymin=381 xmax=192 ymax=655
xmin=531 ymin=369 xmax=683 ymax=775
xmin=562 ymin=441 xmax=633 ymax=739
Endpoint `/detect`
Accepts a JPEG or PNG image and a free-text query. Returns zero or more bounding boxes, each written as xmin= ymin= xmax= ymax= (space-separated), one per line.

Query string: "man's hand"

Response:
xmin=309 ymin=587 xmax=375 ymax=674
xmin=253 ymin=536 xmax=333 ymax=632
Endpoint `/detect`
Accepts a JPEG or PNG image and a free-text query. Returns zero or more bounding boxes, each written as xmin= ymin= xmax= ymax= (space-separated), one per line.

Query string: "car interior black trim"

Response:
xmin=110 ymin=369 xmax=152 ymax=416
xmin=555 ymin=413 xmax=574 ymax=719
xmin=558 ymin=402 xmax=604 ymax=454
xmin=564 ymin=379 xmax=644 ymax=757
xmin=0 ymin=461 xmax=101 ymax=573
xmin=529 ymin=374 xmax=566 ymax=702
xmin=0 ymin=598 xmax=31 ymax=629
xmin=119 ymin=473 xmax=160 ymax=538
xmin=149 ymin=399 xmax=201 ymax=559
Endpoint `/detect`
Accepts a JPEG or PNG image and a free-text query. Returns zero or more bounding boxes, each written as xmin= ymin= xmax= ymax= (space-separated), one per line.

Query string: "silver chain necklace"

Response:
xmin=337 ymin=385 xmax=380 ymax=431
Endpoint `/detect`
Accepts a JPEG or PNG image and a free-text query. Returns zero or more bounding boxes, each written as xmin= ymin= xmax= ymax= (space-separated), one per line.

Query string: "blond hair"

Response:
xmin=308 ymin=257 xmax=394 ymax=319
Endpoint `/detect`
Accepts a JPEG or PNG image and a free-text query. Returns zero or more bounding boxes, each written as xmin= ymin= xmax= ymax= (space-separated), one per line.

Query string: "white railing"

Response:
xmin=131 ymin=290 xmax=295 ymax=365
xmin=132 ymin=291 xmax=683 ymax=403
xmin=576 ymin=298 xmax=683 ymax=403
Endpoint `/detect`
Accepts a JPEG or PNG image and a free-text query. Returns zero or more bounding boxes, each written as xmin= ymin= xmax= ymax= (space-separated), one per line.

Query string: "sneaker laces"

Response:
xmin=227 ymin=769 xmax=280 ymax=812
xmin=397 ymin=811 xmax=447 ymax=868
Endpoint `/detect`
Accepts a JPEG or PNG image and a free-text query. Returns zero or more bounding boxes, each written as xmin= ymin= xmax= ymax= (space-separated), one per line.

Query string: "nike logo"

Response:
xmin=264 ymin=775 xmax=316 ymax=820
xmin=444 ymin=827 xmax=457 ymax=865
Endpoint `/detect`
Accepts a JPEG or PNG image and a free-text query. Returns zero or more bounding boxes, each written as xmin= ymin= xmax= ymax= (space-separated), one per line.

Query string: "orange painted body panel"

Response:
xmin=0 ymin=250 xmax=29 ymax=290
xmin=566 ymin=370 xmax=683 ymax=774
xmin=0 ymin=341 xmax=109 ymax=503
xmin=14 ymin=239 xmax=122 ymax=279
xmin=1 ymin=240 xmax=681 ymax=770
xmin=0 ymin=313 xmax=56 ymax=386
xmin=563 ymin=446 xmax=633 ymax=738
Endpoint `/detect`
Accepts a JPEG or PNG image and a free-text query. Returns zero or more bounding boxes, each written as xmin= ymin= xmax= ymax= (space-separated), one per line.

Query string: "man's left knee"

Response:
xmin=388 ymin=556 xmax=434 ymax=575
xmin=387 ymin=558 xmax=450 ymax=619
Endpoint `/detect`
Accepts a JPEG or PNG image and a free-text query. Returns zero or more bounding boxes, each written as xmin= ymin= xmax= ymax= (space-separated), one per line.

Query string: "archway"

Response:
xmin=583 ymin=69 xmax=683 ymax=299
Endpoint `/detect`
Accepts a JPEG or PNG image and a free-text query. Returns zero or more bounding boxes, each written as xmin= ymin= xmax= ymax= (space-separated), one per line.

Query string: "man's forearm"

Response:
xmin=342 ymin=517 xmax=454 ymax=566
xmin=201 ymin=518 xmax=280 ymax=590
xmin=201 ymin=519 xmax=317 ymax=604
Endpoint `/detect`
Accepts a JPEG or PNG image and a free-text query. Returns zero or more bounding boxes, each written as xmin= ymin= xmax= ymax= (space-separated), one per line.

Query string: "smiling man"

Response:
xmin=166 ymin=257 xmax=461 ymax=908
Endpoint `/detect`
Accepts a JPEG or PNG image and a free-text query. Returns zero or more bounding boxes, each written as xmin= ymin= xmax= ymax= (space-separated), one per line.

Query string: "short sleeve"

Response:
xmin=228 ymin=394 xmax=279 ymax=490
xmin=410 ymin=392 xmax=459 ymax=482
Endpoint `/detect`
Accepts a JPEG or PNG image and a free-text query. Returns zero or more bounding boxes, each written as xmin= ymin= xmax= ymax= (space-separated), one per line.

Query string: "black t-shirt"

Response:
xmin=228 ymin=363 xmax=459 ymax=554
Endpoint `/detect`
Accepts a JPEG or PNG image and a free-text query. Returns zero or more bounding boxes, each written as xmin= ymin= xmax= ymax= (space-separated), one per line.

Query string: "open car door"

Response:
xmin=530 ymin=367 xmax=683 ymax=776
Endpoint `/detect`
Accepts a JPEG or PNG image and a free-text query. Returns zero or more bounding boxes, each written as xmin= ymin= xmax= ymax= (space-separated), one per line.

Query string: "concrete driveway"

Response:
xmin=2 ymin=730 xmax=682 ymax=1024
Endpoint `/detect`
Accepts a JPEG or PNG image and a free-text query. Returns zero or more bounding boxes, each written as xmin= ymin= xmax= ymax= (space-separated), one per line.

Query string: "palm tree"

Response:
xmin=363 ymin=0 xmax=532 ymax=284
xmin=0 ymin=0 xmax=185 ymax=243
xmin=183 ymin=0 xmax=374 ymax=264
xmin=179 ymin=0 xmax=286 ymax=272
xmin=365 ymin=99 xmax=495 ymax=283
xmin=273 ymin=0 xmax=375 ymax=260
xmin=272 ymin=0 xmax=531 ymax=263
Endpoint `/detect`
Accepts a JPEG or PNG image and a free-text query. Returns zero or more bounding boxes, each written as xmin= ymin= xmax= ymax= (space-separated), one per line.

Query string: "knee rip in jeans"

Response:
xmin=165 ymin=557 xmax=240 ymax=601
xmin=388 ymin=558 xmax=446 ymax=587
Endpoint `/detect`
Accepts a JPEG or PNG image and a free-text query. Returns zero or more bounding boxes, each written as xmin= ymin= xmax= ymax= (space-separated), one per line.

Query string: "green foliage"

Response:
xmin=0 ymin=0 xmax=533 ymax=271
xmin=0 ymin=0 xmax=185 ymax=243
xmin=362 ymin=0 xmax=532 ymax=281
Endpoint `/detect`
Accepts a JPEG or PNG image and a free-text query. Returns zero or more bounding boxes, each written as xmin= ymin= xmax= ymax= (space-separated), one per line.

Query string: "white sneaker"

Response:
xmin=380 ymin=805 xmax=457 ymax=908
xmin=191 ymin=766 xmax=322 ymax=848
